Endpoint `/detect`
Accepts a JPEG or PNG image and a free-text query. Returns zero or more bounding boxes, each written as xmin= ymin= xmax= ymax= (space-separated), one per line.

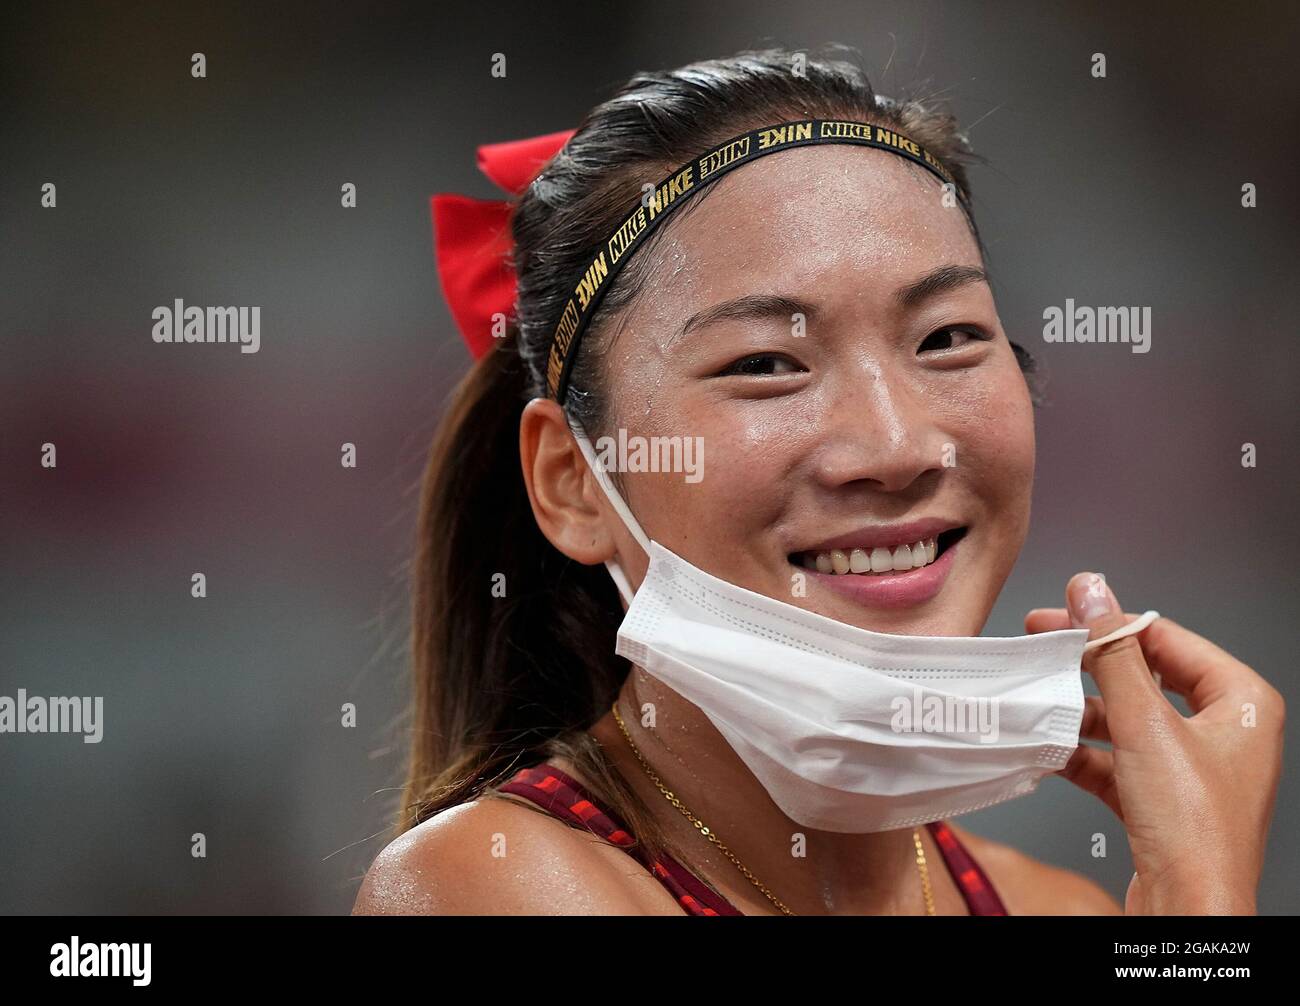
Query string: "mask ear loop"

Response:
xmin=568 ymin=420 xmax=652 ymax=608
xmin=1082 ymin=610 xmax=1160 ymax=652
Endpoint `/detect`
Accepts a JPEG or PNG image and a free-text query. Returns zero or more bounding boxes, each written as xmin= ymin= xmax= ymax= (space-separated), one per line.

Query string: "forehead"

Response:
xmin=631 ymin=143 xmax=981 ymax=327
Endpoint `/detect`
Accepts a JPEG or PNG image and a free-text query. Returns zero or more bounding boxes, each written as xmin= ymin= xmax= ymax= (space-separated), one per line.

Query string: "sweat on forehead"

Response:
xmin=596 ymin=146 xmax=982 ymax=365
xmin=656 ymin=145 xmax=974 ymax=267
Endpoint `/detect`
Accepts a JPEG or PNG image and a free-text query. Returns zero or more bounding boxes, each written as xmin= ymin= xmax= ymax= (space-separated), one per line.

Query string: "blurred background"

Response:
xmin=2 ymin=1 xmax=1296 ymax=914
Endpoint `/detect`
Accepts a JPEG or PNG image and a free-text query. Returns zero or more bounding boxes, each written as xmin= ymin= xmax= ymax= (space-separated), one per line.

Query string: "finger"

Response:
xmin=1027 ymin=607 xmax=1144 ymax=634
xmin=1080 ymin=695 xmax=1110 ymax=743
xmin=1066 ymin=573 xmax=1167 ymax=728
xmin=1130 ymin=616 xmax=1253 ymax=715
xmin=1025 ymin=608 xmax=1071 ymax=634
xmin=1055 ymin=743 xmax=1122 ymax=818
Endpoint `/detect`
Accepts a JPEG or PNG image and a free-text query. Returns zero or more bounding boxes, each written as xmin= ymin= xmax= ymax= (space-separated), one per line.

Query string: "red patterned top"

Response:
xmin=496 ymin=762 xmax=1008 ymax=916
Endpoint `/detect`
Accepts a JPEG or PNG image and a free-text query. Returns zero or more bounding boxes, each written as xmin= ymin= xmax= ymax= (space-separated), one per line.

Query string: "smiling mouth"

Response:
xmin=789 ymin=527 xmax=968 ymax=576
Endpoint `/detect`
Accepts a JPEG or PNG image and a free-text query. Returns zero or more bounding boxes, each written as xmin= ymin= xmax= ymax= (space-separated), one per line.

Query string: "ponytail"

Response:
xmin=398 ymin=330 xmax=683 ymax=864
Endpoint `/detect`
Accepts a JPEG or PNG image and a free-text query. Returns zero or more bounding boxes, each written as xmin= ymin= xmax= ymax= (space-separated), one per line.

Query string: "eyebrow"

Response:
xmin=675 ymin=293 xmax=817 ymax=345
xmin=894 ymin=264 xmax=989 ymax=309
xmin=673 ymin=265 xmax=990 ymax=344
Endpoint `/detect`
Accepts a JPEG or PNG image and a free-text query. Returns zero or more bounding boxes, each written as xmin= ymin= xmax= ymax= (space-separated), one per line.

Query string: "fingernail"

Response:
xmin=1068 ymin=572 xmax=1118 ymax=626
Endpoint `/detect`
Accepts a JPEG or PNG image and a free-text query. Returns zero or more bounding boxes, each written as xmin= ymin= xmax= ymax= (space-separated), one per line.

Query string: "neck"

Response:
xmin=588 ymin=666 xmax=956 ymax=915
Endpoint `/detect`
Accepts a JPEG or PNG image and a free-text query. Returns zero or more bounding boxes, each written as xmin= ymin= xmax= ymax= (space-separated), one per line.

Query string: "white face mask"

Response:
xmin=569 ymin=420 xmax=1159 ymax=833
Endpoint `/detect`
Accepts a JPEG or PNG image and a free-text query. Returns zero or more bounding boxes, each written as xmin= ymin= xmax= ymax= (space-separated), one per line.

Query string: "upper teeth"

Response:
xmin=803 ymin=538 xmax=938 ymax=575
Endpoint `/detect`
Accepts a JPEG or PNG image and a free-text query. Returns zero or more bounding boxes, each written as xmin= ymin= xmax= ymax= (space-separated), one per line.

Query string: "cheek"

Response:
xmin=651 ymin=409 xmax=798 ymax=554
xmin=948 ymin=369 xmax=1036 ymax=507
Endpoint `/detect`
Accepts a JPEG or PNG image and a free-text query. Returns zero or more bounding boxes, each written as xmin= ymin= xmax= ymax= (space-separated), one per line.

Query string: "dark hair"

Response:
xmin=399 ymin=44 xmax=1038 ymax=868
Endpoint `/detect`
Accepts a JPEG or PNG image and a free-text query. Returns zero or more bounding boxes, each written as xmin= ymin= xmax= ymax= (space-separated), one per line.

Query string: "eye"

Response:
xmin=715 ymin=352 xmax=805 ymax=377
xmin=917 ymin=327 xmax=988 ymax=354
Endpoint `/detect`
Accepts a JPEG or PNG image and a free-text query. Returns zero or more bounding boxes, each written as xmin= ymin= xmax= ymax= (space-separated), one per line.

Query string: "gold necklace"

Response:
xmin=610 ymin=700 xmax=936 ymax=916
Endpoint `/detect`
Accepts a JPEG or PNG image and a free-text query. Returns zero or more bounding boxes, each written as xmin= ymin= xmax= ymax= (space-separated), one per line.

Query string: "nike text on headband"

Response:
xmin=542 ymin=119 xmax=965 ymax=404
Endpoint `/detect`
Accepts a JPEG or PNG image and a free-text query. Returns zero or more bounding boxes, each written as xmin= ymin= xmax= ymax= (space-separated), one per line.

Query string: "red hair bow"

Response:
xmin=430 ymin=128 xmax=576 ymax=360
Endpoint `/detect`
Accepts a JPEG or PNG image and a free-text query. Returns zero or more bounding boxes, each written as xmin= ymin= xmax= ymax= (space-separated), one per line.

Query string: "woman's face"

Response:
xmin=596 ymin=144 xmax=1035 ymax=636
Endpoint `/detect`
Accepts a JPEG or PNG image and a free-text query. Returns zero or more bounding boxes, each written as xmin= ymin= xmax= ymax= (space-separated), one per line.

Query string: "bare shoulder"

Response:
xmin=351 ymin=794 xmax=675 ymax=916
xmin=945 ymin=823 xmax=1124 ymax=916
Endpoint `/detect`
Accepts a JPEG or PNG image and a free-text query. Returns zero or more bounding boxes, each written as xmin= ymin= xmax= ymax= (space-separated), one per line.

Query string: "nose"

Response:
xmin=810 ymin=360 xmax=948 ymax=494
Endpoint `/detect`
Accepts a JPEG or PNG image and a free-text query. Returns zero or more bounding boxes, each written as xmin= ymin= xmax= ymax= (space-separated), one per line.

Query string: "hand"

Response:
xmin=1026 ymin=573 xmax=1284 ymax=915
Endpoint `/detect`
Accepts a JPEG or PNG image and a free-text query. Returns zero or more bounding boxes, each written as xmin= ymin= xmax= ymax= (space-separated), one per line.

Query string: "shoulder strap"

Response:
xmin=925 ymin=821 xmax=1009 ymax=916
xmin=497 ymin=763 xmax=744 ymax=916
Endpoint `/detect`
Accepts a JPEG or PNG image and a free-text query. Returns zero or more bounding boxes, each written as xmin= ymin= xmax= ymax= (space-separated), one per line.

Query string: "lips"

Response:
xmin=787 ymin=524 xmax=968 ymax=610
xmin=788 ymin=521 xmax=965 ymax=573
xmin=796 ymin=527 xmax=967 ymax=575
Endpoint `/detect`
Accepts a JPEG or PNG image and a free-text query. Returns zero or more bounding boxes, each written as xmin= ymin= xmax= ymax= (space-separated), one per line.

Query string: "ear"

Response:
xmin=519 ymin=398 xmax=617 ymax=564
